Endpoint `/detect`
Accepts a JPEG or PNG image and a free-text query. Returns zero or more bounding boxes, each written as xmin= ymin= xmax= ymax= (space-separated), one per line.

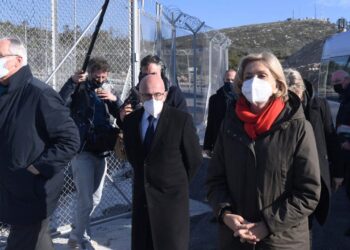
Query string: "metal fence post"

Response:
xmin=185 ymin=21 xmax=205 ymax=123
xmin=163 ymin=10 xmax=183 ymax=87
xmin=51 ymin=0 xmax=57 ymax=90
xmin=132 ymin=0 xmax=140 ymax=87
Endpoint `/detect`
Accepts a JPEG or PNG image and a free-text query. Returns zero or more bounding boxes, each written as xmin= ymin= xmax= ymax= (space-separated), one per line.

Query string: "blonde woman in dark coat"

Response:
xmin=206 ymin=52 xmax=321 ymax=250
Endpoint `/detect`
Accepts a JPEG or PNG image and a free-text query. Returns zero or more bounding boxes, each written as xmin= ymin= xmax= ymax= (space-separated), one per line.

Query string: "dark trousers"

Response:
xmin=346 ymin=162 xmax=350 ymax=200
xmin=6 ymin=218 xmax=54 ymax=250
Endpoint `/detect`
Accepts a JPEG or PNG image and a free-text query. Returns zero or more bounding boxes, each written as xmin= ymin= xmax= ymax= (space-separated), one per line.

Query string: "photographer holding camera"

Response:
xmin=118 ymin=55 xmax=188 ymax=123
xmin=59 ymin=57 xmax=121 ymax=249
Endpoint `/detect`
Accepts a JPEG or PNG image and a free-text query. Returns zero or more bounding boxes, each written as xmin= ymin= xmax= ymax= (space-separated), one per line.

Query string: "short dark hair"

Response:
xmin=139 ymin=55 xmax=168 ymax=90
xmin=87 ymin=57 xmax=110 ymax=73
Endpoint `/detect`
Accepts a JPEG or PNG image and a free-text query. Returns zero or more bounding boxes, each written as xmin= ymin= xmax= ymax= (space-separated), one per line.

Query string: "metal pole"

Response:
xmin=185 ymin=21 xmax=205 ymax=124
xmin=45 ymin=18 xmax=49 ymax=76
xmin=156 ymin=3 xmax=161 ymax=56
xmin=224 ymin=40 xmax=229 ymax=70
xmin=131 ymin=0 xmax=140 ymax=87
xmin=192 ymin=32 xmax=197 ymax=122
xmin=171 ymin=13 xmax=177 ymax=86
xmin=73 ymin=0 xmax=77 ymax=68
xmin=163 ymin=12 xmax=183 ymax=87
xmin=204 ymin=38 xmax=213 ymax=124
xmin=46 ymin=9 xmax=103 ymax=83
xmin=51 ymin=0 xmax=57 ymax=89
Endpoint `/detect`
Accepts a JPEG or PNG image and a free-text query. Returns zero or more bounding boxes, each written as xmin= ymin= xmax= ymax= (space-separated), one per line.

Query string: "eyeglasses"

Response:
xmin=0 ymin=54 xmax=20 ymax=59
xmin=225 ymin=78 xmax=235 ymax=83
xmin=140 ymin=92 xmax=165 ymax=100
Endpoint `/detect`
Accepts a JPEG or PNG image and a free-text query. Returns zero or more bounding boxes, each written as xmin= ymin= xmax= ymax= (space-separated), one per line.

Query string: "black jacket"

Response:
xmin=207 ymin=93 xmax=320 ymax=250
xmin=303 ymin=81 xmax=342 ymax=225
xmin=123 ymin=105 xmax=202 ymax=250
xmin=59 ymin=78 xmax=121 ymax=151
xmin=204 ymin=85 xmax=235 ymax=151
xmin=336 ymin=85 xmax=350 ymax=139
xmin=0 ymin=66 xmax=80 ymax=225
xmin=165 ymin=85 xmax=188 ymax=112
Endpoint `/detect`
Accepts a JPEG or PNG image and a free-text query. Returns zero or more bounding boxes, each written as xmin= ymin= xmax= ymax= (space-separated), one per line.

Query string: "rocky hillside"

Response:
xmin=221 ymin=19 xmax=337 ymax=82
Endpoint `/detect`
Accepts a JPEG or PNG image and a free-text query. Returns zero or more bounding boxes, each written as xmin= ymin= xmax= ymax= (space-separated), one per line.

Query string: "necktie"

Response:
xmin=144 ymin=115 xmax=155 ymax=154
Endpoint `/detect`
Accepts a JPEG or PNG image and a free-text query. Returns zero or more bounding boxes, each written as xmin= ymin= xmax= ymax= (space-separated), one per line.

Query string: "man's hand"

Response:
xmin=72 ymin=70 xmax=87 ymax=84
xmin=332 ymin=177 xmax=344 ymax=191
xmin=223 ymin=213 xmax=257 ymax=243
xmin=203 ymin=150 xmax=213 ymax=158
xmin=119 ymin=104 xmax=134 ymax=121
xmin=27 ymin=164 xmax=40 ymax=175
xmin=96 ymin=89 xmax=117 ymax=101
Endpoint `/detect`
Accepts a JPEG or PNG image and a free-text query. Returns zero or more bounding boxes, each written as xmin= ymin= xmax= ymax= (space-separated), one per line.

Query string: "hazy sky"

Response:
xmin=158 ymin=0 xmax=350 ymax=29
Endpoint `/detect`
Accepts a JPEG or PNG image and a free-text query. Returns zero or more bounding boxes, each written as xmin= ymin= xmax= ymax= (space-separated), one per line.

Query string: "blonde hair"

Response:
xmin=235 ymin=51 xmax=288 ymax=101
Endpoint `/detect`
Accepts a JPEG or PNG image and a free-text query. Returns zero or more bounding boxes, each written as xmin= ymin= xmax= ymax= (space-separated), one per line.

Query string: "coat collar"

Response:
xmin=225 ymin=92 xmax=305 ymax=142
xmin=130 ymin=104 xmax=171 ymax=160
xmin=6 ymin=65 xmax=33 ymax=94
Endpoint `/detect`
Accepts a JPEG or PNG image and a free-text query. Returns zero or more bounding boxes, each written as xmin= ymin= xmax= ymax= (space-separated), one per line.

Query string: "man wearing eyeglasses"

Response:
xmin=123 ymin=74 xmax=202 ymax=250
xmin=119 ymin=55 xmax=187 ymax=123
xmin=0 ymin=37 xmax=80 ymax=250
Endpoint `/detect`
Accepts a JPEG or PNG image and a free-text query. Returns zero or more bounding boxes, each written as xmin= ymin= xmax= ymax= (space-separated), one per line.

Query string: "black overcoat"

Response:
xmin=123 ymin=104 xmax=202 ymax=250
xmin=302 ymin=81 xmax=342 ymax=225
xmin=203 ymin=86 xmax=228 ymax=151
xmin=0 ymin=66 xmax=80 ymax=225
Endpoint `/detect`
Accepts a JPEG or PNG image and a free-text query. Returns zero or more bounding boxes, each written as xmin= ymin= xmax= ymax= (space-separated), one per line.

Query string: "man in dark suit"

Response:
xmin=203 ymin=69 xmax=236 ymax=156
xmin=123 ymin=74 xmax=202 ymax=250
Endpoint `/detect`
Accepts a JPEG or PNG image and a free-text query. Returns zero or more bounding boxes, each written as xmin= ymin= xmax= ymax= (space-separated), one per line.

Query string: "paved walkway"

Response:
xmin=5 ymin=156 xmax=349 ymax=250
xmin=53 ymin=199 xmax=211 ymax=250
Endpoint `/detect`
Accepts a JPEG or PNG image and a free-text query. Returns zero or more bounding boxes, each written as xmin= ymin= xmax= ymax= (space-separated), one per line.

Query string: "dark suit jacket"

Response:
xmin=123 ymin=104 xmax=202 ymax=250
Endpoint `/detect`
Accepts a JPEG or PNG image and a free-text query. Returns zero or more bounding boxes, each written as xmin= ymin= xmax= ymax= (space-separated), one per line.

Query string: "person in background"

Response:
xmin=203 ymin=69 xmax=236 ymax=156
xmin=123 ymin=74 xmax=202 ymax=250
xmin=119 ymin=55 xmax=187 ymax=123
xmin=285 ymin=68 xmax=343 ymax=244
xmin=0 ymin=37 xmax=80 ymax=250
xmin=206 ymin=52 xmax=320 ymax=249
xmin=331 ymin=69 xmax=350 ymax=236
xmin=59 ymin=57 xmax=121 ymax=249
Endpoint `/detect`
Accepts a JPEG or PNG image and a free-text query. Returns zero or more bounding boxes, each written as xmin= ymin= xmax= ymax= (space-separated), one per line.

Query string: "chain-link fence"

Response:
xmin=0 ymin=0 xmax=133 ymax=245
xmin=138 ymin=2 xmax=231 ymax=132
xmin=0 ymin=0 xmax=230 ymax=246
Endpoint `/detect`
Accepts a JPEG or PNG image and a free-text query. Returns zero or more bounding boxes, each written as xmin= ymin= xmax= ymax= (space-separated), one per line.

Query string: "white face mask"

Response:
xmin=242 ymin=76 xmax=273 ymax=105
xmin=0 ymin=58 xmax=9 ymax=79
xmin=143 ymin=99 xmax=164 ymax=118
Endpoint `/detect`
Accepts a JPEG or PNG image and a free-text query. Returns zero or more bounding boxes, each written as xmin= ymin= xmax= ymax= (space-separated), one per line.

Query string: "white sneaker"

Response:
xmin=81 ymin=239 xmax=98 ymax=250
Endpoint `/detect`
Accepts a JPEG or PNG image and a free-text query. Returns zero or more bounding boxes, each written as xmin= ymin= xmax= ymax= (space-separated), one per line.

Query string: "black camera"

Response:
xmin=121 ymin=87 xmax=142 ymax=110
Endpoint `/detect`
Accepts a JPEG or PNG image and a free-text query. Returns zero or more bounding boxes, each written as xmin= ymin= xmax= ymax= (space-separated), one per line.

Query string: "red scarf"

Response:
xmin=235 ymin=97 xmax=285 ymax=140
